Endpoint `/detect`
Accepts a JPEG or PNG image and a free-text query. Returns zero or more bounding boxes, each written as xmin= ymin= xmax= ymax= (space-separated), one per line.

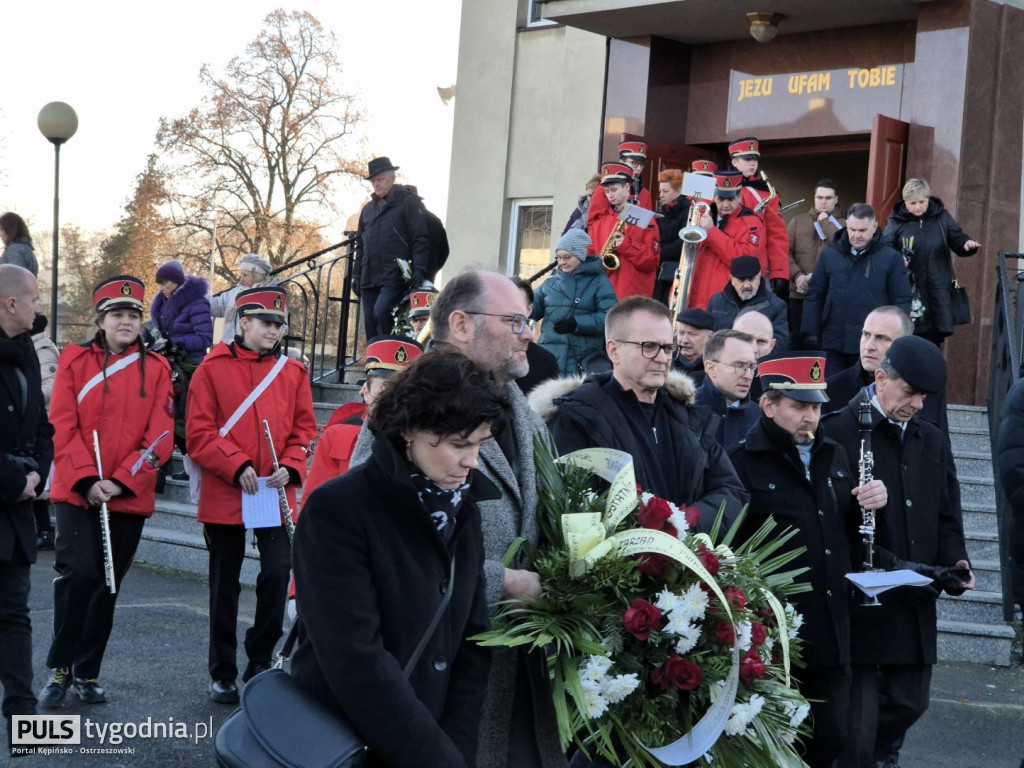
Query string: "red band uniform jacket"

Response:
xmin=586 ymin=188 xmax=660 ymax=301
xmin=186 ymin=342 xmax=317 ymax=525
xmin=50 ymin=342 xmax=174 ymax=514
xmin=740 ymin=182 xmax=789 ymax=281
xmin=688 ymin=207 xmax=766 ymax=310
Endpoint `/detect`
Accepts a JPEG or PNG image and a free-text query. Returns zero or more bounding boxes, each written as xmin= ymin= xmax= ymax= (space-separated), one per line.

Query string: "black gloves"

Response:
xmin=770 ymin=277 xmax=790 ymax=301
xmin=552 ymin=317 xmax=578 ymax=335
xmin=891 ymin=557 xmax=972 ymax=596
xmin=351 ymin=277 xmax=361 ymax=298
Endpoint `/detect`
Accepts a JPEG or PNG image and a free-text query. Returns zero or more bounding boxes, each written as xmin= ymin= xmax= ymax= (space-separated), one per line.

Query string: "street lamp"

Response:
xmin=37 ymin=102 xmax=78 ymax=343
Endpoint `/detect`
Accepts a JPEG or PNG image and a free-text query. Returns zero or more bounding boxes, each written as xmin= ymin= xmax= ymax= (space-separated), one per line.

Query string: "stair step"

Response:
xmin=946 ymin=405 xmax=989 ymax=430
xmin=963 ymin=530 xmax=1000 ymax=561
xmin=135 ymin=525 xmax=262 ymax=586
xmin=961 ymin=502 xmax=997 ymax=533
xmin=959 ymin=476 xmax=996 ymax=506
xmin=151 ymin=500 xmax=199 ymax=535
xmin=936 ymin=619 xmax=1015 ymax=666
xmin=159 ymin=478 xmax=194 ymax=504
xmin=953 ymin=452 xmax=994 ymax=481
xmin=937 ymin=590 xmax=1007 ymax=624
xmin=948 ymin=427 xmax=991 ymax=454
xmin=310 ymin=381 xmax=362 ymax=405
xmin=968 ymin=559 xmax=1004 ymax=593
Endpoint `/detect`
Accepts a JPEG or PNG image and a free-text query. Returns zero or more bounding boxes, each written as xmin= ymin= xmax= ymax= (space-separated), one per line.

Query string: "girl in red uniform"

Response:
xmin=186 ymin=286 xmax=317 ymax=704
xmin=40 ymin=276 xmax=174 ymax=707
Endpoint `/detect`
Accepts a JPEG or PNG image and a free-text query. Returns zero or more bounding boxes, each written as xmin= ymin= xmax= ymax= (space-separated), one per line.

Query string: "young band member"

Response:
xmin=41 ymin=276 xmax=174 ymax=707
xmin=186 ymin=286 xmax=317 ymax=704
xmin=618 ymin=140 xmax=653 ymax=210
xmin=729 ymin=137 xmax=790 ymax=297
xmin=586 ymin=161 xmax=660 ymax=300
xmin=407 ymin=288 xmax=437 ymax=339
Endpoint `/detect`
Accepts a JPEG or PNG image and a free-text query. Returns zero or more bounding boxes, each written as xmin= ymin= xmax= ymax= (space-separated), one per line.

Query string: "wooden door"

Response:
xmin=866 ymin=114 xmax=909 ymax=230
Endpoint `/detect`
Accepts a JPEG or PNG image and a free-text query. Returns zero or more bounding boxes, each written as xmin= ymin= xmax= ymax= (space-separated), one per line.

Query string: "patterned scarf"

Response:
xmin=409 ymin=472 xmax=470 ymax=542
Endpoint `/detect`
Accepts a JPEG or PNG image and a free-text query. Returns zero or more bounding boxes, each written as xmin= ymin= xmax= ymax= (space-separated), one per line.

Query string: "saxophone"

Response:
xmin=600 ymin=220 xmax=625 ymax=271
xmin=857 ymin=399 xmax=881 ymax=607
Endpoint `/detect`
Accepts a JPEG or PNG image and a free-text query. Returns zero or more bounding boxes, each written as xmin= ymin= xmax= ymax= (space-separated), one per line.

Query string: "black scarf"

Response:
xmin=0 ymin=329 xmax=31 ymax=367
xmin=409 ymin=472 xmax=470 ymax=543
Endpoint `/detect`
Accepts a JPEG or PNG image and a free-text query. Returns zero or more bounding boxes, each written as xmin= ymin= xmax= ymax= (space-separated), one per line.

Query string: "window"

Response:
xmin=526 ymin=0 xmax=556 ymax=27
xmin=507 ymin=199 xmax=553 ymax=281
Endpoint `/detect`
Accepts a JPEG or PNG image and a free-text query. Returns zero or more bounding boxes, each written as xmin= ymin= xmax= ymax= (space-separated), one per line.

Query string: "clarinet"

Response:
xmin=857 ymin=400 xmax=881 ymax=607
xmin=91 ymin=430 xmax=118 ymax=594
xmin=262 ymin=420 xmax=296 ymax=544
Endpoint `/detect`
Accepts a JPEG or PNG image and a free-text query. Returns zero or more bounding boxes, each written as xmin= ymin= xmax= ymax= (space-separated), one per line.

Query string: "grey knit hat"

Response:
xmin=554 ymin=229 xmax=591 ymax=262
xmin=239 ymin=253 xmax=272 ymax=275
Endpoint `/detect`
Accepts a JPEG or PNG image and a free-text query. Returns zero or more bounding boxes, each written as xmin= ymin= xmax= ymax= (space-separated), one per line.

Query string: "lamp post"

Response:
xmin=37 ymin=102 xmax=78 ymax=343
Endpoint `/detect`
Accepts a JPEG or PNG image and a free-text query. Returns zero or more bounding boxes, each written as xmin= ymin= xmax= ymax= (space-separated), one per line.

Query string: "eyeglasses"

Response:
xmin=465 ymin=312 xmax=530 ymax=335
xmin=614 ymin=340 xmax=680 ymax=359
xmin=710 ymin=360 xmax=758 ymax=375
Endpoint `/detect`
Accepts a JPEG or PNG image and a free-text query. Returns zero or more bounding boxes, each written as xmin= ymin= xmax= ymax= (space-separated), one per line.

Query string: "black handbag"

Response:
xmin=950 ymin=275 xmax=972 ymax=326
xmin=215 ymin=559 xmax=456 ymax=768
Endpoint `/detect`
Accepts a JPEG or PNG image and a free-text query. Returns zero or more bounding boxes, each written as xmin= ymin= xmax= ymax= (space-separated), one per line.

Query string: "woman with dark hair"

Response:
xmin=0 ymin=213 xmax=38 ymax=276
xmin=39 ymin=276 xmax=174 ymax=707
xmin=291 ymin=350 xmax=507 ymax=767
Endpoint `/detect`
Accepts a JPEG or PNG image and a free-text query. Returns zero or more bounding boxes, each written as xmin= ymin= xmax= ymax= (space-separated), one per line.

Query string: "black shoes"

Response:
xmin=171 ymin=470 xmax=189 ymax=481
xmin=209 ymin=679 xmax=239 ymax=704
xmin=242 ymin=661 xmax=271 ymax=684
xmin=39 ymin=668 xmax=72 ymax=708
xmin=72 ymin=678 xmax=106 ymax=704
xmin=36 ymin=531 xmax=55 ymax=551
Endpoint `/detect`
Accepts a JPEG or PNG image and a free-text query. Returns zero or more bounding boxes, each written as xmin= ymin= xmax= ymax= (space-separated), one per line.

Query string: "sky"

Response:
xmin=0 ymin=0 xmax=462 ymax=244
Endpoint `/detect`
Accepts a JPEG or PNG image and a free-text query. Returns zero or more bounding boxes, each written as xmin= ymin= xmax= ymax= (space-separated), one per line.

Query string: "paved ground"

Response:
xmin=5 ymin=551 xmax=1024 ymax=766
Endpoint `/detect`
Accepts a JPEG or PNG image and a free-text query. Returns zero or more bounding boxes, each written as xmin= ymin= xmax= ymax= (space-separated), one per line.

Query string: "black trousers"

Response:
xmin=801 ymin=663 xmax=852 ymax=768
xmin=789 ymin=299 xmax=806 ymax=348
xmin=841 ymin=663 xmax=932 ymax=768
xmin=361 ymin=280 xmax=407 ymax=339
xmin=0 ymin=549 xmax=35 ymax=751
xmin=47 ymin=503 xmax=145 ymax=679
xmin=33 ymin=499 xmax=51 ymax=534
xmin=204 ymin=523 xmax=290 ymax=681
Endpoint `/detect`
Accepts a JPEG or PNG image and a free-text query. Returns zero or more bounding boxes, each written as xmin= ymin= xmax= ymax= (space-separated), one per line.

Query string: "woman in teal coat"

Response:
xmin=531 ymin=229 xmax=618 ymax=376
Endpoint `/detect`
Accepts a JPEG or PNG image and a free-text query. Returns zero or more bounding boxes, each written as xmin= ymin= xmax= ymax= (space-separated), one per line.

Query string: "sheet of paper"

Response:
xmin=241 ymin=478 xmax=282 ymax=529
xmin=682 ymin=171 xmax=715 ymax=202
xmin=845 ymin=569 xmax=934 ymax=598
xmin=619 ymin=203 xmax=656 ymax=229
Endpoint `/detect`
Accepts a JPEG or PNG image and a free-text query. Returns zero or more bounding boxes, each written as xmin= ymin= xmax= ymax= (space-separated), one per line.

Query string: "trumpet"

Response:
xmin=600 ymin=220 xmax=625 ymax=271
xmin=262 ymin=420 xmax=296 ymax=544
xmin=857 ymin=398 xmax=881 ymax=607
xmin=752 ymin=170 xmax=778 ymax=215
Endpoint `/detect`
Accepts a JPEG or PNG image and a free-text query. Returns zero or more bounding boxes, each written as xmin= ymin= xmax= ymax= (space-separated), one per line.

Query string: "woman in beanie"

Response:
xmin=531 ymin=229 xmax=618 ymax=375
xmin=209 ymin=253 xmax=283 ymax=343
xmin=152 ymin=260 xmax=213 ymax=361
xmin=40 ymin=276 xmax=174 ymax=707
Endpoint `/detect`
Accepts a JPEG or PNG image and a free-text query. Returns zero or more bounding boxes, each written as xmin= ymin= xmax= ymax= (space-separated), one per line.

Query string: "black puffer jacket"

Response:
xmin=883 ymin=196 xmax=978 ymax=337
xmin=355 ymin=184 xmax=430 ymax=289
xmin=656 ymin=197 xmax=691 ymax=269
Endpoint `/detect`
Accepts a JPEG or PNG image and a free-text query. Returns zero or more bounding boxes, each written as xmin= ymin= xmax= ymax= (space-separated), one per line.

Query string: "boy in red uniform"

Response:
xmin=617 ymin=140 xmax=653 ymax=210
xmin=186 ymin=286 xmax=317 ymax=704
xmin=41 ymin=276 xmax=174 ymax=707
xmin=688 ymin=169 xmax=766 ymax=310
xmin=587 ymin=161 xmax=660 ymax=300
xmin=729 ymin=137 xmax=790 ymax=295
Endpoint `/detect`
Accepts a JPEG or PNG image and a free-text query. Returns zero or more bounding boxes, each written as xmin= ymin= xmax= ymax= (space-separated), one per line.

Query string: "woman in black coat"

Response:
xmin=291 ymin=351 xmax=507 ymax=768
xmin=882 ymin=178 xmax=980 ymax=346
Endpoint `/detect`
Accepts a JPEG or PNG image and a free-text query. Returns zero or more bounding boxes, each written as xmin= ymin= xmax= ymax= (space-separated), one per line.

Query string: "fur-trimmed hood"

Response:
xmin=529 ymin=369 xmax=697 ymax=422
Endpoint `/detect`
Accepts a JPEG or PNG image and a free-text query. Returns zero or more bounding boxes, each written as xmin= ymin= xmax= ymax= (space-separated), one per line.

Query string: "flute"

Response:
xmin=91 ymin=430 xmax=117 ymax=594
xmin=262 ymin=420 xmax=296 ymax=544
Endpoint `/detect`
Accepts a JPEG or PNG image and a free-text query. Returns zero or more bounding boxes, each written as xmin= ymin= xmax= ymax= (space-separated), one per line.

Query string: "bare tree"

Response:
xmin=156 ymin=9 xmax=366 ymax=281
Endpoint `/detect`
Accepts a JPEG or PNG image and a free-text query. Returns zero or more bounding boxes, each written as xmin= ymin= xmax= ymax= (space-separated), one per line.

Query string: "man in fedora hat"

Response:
xmin=354 ymin=156 xmax=430 ymax=338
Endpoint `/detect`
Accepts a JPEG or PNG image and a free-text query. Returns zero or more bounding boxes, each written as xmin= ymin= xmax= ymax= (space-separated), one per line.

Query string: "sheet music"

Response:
xmin=619 ymin=203 xmax=656 ymax=229
xmin=845 ymin=569 xmax=934 ymax=598
xmin=241 ymin=478 xmax=282 ymax=529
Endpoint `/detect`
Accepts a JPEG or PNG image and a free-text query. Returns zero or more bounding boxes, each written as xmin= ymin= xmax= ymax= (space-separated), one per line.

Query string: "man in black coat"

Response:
xmin=729 ymin=353 xmax=886 ymax=768
xmin=671 ymin=307 xmax=715 ymax=386
xmin=822 ymin=335 xmax=973 ymax=768
xmin=694 ymin=329 xmax=759 ymax=452
xmin=354 ymin=157 xmax=430 ymax=338
xmin=530 ymin=296 xmax=747 ymax=530
xmin=824 ymin=306 xmax=948 ymax=433
xmin=0 ymin=265 xmax=54 ymax=757
xmin=801 ymin=203 xmax=912 ymax=375
xmin=706 ymin=255 xmax=790 ymax=351
xmin=997 ymin=379 xmax=1024 ymax=615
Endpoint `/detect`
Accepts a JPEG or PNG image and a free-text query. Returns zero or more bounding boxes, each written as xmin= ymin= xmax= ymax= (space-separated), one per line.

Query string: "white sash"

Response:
xmin=76 ymin=353 xmax=141 ymax=404
xmin=218 ymin=355 xmax=289 ymax=438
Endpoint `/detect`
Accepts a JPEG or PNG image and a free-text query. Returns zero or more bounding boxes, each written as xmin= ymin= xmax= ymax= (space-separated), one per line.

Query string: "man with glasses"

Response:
xmin=350 ymin=270 xmax=566 ymax=768
xmin=531 ymin=296 xmax=746 ymax=531
xmin=695 ymin=330 xmax=760 ymax=451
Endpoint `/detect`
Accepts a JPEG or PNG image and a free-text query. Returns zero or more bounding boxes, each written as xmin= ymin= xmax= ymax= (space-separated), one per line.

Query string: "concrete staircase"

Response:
xmin=134 ymin=395 xmax=1020 ymax=665
xmin=937 ymin=405 xmax=1016 ymax=666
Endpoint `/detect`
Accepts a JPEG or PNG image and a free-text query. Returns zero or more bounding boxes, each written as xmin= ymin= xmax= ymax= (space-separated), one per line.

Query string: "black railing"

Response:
xmin=989 ymin=252 xmax=1023 ymax=621
xmin=274 ymin=233 xmax=362 ymax=384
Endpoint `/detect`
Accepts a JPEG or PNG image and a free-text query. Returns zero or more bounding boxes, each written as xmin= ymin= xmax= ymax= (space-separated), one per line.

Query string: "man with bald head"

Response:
xmin=733 ymin=309 xmax=777 ymax=360
xmin=351 ymin=270 xmax=566 ymax=768
xmin=0 ymin=265 xmax=54 ymax=756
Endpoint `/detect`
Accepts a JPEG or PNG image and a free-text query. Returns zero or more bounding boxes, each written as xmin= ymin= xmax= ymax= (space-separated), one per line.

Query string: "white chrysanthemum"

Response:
xmin=673 ymin=622 xmax=701 ymax=655
xmin=582 ymin=686 xmax=609 ymax=718
xmin=788 ymin=610 xmax=804 ymax=641
xmin=654 ymin=588 xmax=681 ymax=614
xmin=602 ymin=674 xmax=640 ymax=703
xmin=641 ymin=491 xmax=655 ymax=506
xmin=735 ymin=620 xmax=753 ymax=652
xmin=724 ymin=694 xmax=765 ymax=736
xmin=781 ymin=700 xmax=810 ymax=729
xmin=581 ymin=655 xmax=613 ymax=682
xmin=679 ymin=582 xmax=710 ymax=619
xmin=762 ymin=636 xmax=775 ymax=654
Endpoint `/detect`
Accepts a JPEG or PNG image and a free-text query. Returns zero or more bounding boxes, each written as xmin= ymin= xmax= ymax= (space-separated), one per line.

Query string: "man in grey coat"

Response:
xmin=351 ymin=270 xmax=566 ymax=768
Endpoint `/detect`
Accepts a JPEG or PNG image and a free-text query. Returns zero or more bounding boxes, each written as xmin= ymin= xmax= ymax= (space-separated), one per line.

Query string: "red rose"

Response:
xmin=651 ymin=655 xmax=702 ymax=691
xmin=740 ymin=648 xmax=766 ymax=687
xmin=757 ymin=606 xmax=774 ymax=622
xmin=751 ymin=622 xmax=767 ymax=647
xmin=726 ymin=587 xmax=746 ymax=611
xmin=639 ymin=496 xmax=673 ymax=530
xmin=623 ymin=599 xmax=662 ymax=641
xmin=684 ymin=505 xmax=701 ymax=530
xmin=697 ymin=544 xmax=720 ymax=576
xmin=635 ymin=552 xmax=672 ymax=578
xmin=715 ymin=621 xmax=735 ymax=646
